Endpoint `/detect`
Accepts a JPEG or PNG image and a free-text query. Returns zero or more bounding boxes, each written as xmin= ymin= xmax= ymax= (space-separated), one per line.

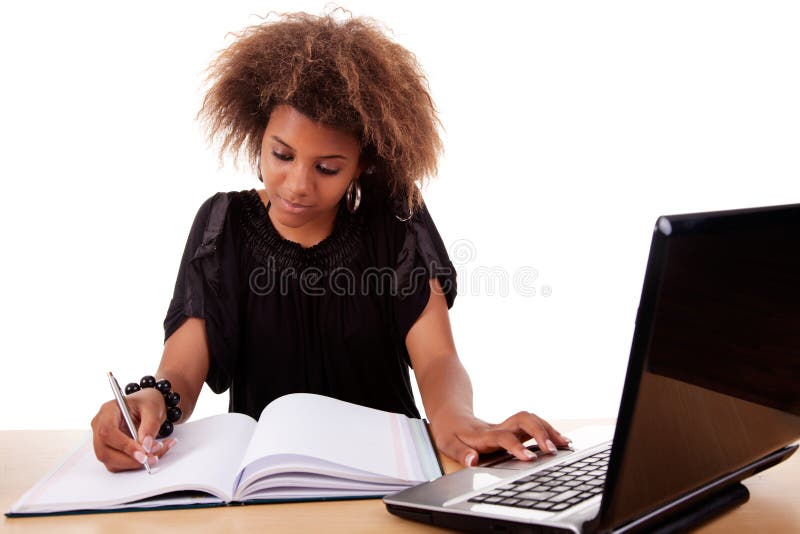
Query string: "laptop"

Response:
xmin=385 ymin=203 xmax=800 ymax=533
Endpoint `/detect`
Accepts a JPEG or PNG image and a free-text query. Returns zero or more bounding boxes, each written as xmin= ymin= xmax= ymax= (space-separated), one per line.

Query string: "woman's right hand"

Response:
xmin=91 ymin=387 xmax=178 ymax=472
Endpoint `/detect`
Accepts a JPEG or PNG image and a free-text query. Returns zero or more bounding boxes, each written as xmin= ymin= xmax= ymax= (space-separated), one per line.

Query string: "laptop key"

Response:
xmin=499 ymin=491 xmax=516 ymax=497
xmin=566 ymin=497 xmax=582 ymax=504
xmin=549 ymin=490 xmax=580 ymax=503
xmin=587 ymin=479 xmax=605 ymax=486
xmin=517 ymin=491 xmax=556 ymax=501
xmin=551 ymin=503 xmax=570 ymax=511
xmin=497 ymin=484 xmax=517 ymax=490
xmin=500 ymin=498 xmax=521 ymax=506
xmin=485 ymin=496 xmax=502 ymax=504
xmin=564 ymin=481 xmax=581 ymax=487
xmin=531 ymin=501 xmax=555 ymax=510
xmin=485 ymin=489 xmax=503 ymax=495
xmin=513 ymin=482 xmax=537 ymax=492
xmin=550 ymin=486 xmax=570 ymax=493
xmin=575 ymin=484 xmax=594 ymax=492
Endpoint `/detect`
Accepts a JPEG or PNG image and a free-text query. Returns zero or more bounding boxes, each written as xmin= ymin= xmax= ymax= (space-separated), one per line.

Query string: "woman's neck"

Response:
xmin=258 ymin=190 xmax=337 ymax=248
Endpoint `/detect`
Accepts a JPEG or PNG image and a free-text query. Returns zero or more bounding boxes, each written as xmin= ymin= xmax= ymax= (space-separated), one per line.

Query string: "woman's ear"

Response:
xmin=358 ymin=160 xmax=376 ymax=179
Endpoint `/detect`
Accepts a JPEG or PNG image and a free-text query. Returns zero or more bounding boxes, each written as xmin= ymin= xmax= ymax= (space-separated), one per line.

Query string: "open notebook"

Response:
xmin=8 ymin=393 xmax=441 ymax=516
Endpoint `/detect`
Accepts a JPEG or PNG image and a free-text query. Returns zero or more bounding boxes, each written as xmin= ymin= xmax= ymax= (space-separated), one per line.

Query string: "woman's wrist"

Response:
xmin=428 ymin=404 xmax=475 ymax=425
xmin=124 ymin=375 xmax=182 ymax=438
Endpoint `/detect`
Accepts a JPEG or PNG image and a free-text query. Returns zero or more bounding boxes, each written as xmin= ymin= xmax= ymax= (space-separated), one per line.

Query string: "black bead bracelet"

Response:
xmin=124 ymin=376 xmax=182 ymax=438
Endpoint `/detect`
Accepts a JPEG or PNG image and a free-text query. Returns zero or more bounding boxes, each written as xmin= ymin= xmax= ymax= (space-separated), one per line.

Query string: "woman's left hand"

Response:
xmin=430 ymin=411 xmax=572 ymax=467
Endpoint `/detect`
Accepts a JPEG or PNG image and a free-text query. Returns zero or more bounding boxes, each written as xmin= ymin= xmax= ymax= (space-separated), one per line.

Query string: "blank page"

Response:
xmin=239 ymin=394 xmax=422 ymax=486
xmin=10 ymin=413 xmax=255 ymax=514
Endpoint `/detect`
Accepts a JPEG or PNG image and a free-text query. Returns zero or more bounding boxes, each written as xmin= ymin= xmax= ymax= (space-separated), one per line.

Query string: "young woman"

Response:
xmin=91 ymin=11 xmax=569 ymax=472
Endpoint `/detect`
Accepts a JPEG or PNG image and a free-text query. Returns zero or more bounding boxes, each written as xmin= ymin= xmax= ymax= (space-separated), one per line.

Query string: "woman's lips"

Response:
xmin=277 ymin=194 xmax=312 ymax=213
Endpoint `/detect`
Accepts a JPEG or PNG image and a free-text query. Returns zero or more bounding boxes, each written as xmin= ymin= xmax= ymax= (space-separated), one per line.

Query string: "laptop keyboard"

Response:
xmin=468 ymin=444 xmax=611 ymax=512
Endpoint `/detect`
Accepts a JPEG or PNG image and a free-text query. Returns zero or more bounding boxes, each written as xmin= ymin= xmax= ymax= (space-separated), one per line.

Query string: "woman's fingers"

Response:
xmin=490 ymin=411 xmax=570 ymax=457
xmin=429 ymin=412 xmax=571 ymax=468
xmin=153 ymin=438 xmax=179 ymax=458
xmin=452 ymin=424 xmax=537 ymax=462
xmin=92 ymin=401 xmax=143 ymax=460
xmin=96 ymin=445 xmax=160 ymax=473
xmin=516 ymin=416 xmax=558 ymax=455
xmin=92 ymin=418 xmax=153 ymax=473
xmin=131 ymin=388 xmax=167 ymax=451
xmin=91 ymin=396 xmax=179 ymax=472
xmin=437 ymin=433 xmax=480 ymax=467
xmin=491 ymin=429 xmax=540 ymax=461
xmin=540 ymin=419 xmax=572 ymax=447
xmin=93 ymin=434 xmax=178 ymax=473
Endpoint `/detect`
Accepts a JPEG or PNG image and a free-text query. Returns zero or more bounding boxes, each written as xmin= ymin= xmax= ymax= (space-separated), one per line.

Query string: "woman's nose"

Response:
xmin=284 ymin=163 xmax=313 ymax=197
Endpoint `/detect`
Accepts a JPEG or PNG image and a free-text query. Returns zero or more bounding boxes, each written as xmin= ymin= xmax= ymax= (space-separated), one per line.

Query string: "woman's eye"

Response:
xmin=317 ymin=165 xmax=340 ymax=176
xmin=272 ymin=151 xmax=293 ymax=161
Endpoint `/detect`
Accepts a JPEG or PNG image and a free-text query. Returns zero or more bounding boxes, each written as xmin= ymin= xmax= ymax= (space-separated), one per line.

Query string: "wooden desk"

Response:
xmin=2 ymin=423 xmax=798 ymax=533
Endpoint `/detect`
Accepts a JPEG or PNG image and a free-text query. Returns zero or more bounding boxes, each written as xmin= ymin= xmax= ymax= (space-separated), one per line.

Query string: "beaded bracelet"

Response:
xmin=124 ymin=376 xmax=182 ymax=438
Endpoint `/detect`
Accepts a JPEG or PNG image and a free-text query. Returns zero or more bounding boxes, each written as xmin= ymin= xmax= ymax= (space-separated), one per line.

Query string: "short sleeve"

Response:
xmin=392 ymin=198 xmax=457 ymax=346
xmin=163 ymin=193 xmax=241 ymax=394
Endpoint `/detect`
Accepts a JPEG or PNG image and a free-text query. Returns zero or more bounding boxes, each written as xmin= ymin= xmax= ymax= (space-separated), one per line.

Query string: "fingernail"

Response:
xmin=524 ymin=449 xmax=538 ymax=460
xmin=149 ymin=455 xmax=159 ymax=465
xmin=167 ymin=438 xmax=179 ymax=449
xmin=134 ymin=451 xmax=147 ymax=464
xmin=546 ymin=439 xmax=557 ymax=453
xmin=142 ymin=436 xmax=153 ymax=454
xmin=152 ymin=440 xmax=165 ymax=451
xmin=465 ymin=453 xmax=476 ymax=467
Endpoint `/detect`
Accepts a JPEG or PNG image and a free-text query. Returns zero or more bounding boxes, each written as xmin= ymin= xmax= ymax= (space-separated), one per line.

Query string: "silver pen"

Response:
xmin=107 ymin=372 xmax=152 ymax=474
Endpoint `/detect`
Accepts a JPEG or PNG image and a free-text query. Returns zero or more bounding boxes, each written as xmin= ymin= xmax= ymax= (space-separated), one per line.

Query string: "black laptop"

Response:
xmin=384 ymin=203 xmax=800 ymax=533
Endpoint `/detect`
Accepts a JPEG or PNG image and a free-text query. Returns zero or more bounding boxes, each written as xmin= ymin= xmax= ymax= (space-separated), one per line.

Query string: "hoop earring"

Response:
xmin=346 ymin=180 xmax=361 ymax=213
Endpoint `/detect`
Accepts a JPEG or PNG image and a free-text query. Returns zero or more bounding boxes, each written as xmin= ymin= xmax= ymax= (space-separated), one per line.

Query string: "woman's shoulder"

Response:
xmin=176 ymin=190 xmax=260 ymax=270
xmin=188 ymin=189 xmax=264 ymax=232
xmin=361 ymin=181 xmax=457 ymax=308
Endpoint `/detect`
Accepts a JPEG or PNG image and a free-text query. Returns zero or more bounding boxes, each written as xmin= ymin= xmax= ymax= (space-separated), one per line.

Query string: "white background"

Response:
xmin=1 ymin=1 xmax=798 ymax=430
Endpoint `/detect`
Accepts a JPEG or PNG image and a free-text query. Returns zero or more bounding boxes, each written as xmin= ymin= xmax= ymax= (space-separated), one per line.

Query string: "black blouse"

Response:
xmin=163 ymin=182 xmax=457 ymax=420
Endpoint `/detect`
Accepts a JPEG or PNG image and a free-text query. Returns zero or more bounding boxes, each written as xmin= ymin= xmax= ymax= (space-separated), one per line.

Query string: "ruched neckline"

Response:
xmin=238 ymin=189 xmax=365 ymax=273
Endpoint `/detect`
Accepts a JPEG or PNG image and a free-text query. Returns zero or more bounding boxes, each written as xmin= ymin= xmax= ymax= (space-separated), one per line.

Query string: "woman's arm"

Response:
xmin=406 ymin=278 xmax=570 ymax=467
xmin=90 ymin=317 xmax=209 ymax=472
xmin=154 ymin=317 xmax=210 ymax=424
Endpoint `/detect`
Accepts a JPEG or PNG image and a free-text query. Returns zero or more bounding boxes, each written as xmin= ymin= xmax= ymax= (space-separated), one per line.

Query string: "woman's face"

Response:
xmin=259 ymin=105 xmax=362 ymax=232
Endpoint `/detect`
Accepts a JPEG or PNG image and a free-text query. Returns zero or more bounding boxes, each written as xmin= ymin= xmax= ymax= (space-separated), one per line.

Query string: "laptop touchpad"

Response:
xmin=479 ymin=446 xmax=574 ymax=470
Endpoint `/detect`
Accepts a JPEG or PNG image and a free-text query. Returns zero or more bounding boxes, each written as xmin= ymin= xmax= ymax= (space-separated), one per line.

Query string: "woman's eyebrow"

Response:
xmin=270 ymin=135 xmax=347 ymax=160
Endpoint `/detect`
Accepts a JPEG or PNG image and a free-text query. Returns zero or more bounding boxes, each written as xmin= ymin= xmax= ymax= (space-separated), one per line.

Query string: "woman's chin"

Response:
xmin=271 ymin=209 xmax=313 ymax=228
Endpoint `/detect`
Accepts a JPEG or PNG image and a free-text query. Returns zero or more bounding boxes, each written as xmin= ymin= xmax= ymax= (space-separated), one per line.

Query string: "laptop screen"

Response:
xmin=599 ymin=205 xmax=800 ymax=530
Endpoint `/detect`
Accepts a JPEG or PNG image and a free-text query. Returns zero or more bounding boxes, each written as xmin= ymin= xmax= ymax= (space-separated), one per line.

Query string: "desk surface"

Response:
xmin=2 ymin=422 xmax=798 ymax=533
